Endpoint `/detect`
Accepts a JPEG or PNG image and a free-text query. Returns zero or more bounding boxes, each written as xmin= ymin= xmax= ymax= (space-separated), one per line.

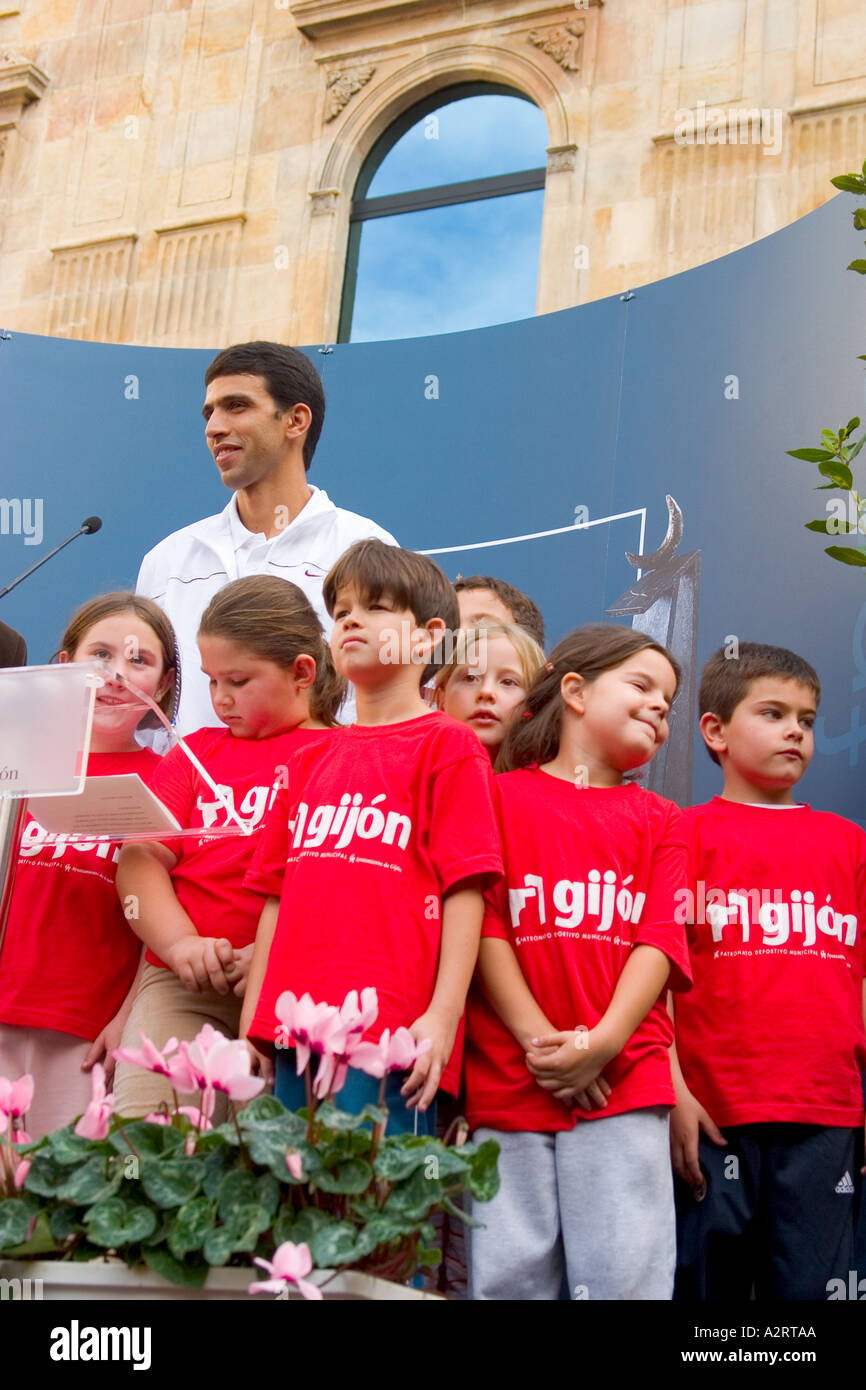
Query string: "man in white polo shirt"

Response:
xmin=136 ymin=341 xmax=397 ymax=733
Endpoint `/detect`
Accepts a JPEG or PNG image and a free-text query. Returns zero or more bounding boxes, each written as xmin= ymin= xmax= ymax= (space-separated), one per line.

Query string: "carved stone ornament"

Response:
xmin=324 ymin=64 xmax=376 ymax=122
xmin=547 ymin=143 xmax=578 ymax=173
xmin=309 ymin=187 xmax=340 ymax=216
xmin=528 ymin=19 xmax=586 ymax=73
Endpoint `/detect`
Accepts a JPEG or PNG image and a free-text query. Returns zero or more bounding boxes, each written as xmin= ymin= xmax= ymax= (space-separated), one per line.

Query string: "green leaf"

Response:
xmin=238 ymin=1113 xmax=310 ymax=1178
xmin=352 ymin=1212 xmax=417 ymax=1258
xmin=167 ymin=1195 xmax=216 ymax=1258
xmin=786 ymin=447 xmax=835 ymax=462
xmin=240 ymin=1093 xmax=291 ymax=1122
xmin=142 ymin=1245 xmax=208 ymax=1289
xmin=441 ymin=1194 xmax=483 ymax=1227
xmin=831 ymin=174 xmax=866 ymax=194
xmin=848 ymin=260 xmax=866 ymax=274
xmin=138 ymin=1158 xmax=205 ymax=1209
xmin=256 ymin=1173 xmax=280 ymax=1221
xmin=805 ymin=518 xmax=857 ymax=533
xmin=290 ymin=1208 xmax=334 ymax=1245
xmin=309 ymin=1220 xmax=359 ymax=1267
xmin=466 ymin=1138 xmax=500 ymax=1203
xmin=417 ymin=1244 xmax=442 ymax=1267
xmin=224 ymin=1201 xmax=270 ymax=1252
xmin=848 ymin=438 xmax=865 ymax=461
xmin=50 ymin=1205 xmax=85 ymax=1242
xmin=846 ymin=417 xmax=861 ymax=435
xmin=314 ymin=1158 xmax=374 ymax=1195
xmin=108 ymin=1122 xmax=184 ymax=1158
xmin=217 ymin=1169 xmax=258 ymax=1223
xmin=23 ymin=1151 xmax=72 ymax=1197
xmin=55 ymin=1154 xmax=122 ymax=1206
xmin=316 ymin=1100 xmax=387 ymax=1132
xmin=202 ymin=1225 xmax=238 ymax=1267
xmin=384 ymin=1165 xmax=442 ymax=1221
xmin=825 ymin=545 xmax=866 ymax=566
xmin=272 ymin=1205 xmax=297 ymax=1245
xmin=84 ymin=1197 xmax=157 ymax=1247
xmin=817 ymin=460 xmax=853 ymax=489
xmin=48 ymin=1127 xmax=98 ymax=1166
xmin=201 ymin=1144 xmax=236 ymax=1199
xmin=0 ymin=1199 xmax=32 ymax=1249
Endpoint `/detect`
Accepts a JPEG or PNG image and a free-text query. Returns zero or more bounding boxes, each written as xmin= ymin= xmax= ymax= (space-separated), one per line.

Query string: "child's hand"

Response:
xmin=669 ymin=1087 xmax=726 ymax=1194
xmin=401 ymin=1009 xmax=457 ymax=1113
xmin=166 ymin=935 xmax=236 ymax=994
xmin=82 ymin=1011 xmax=128 ymax=1087
xmin=525 ymin=1026 xmax=618 ymax=1095
xmin=226 ymin=944 xmax=255 ymax=997
xmin=244 ymin=1038 xmax=274 ymax=1089
xmin=551 ymin=1077 xmax=613 ymax=1112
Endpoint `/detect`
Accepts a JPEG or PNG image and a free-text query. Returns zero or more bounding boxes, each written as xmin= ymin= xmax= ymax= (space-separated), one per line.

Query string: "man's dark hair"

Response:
xmin=205 ymin=341 xmax=325 ymax=471
xmin=454 ymin=574 xmax=545 ymax=648
xmin=699 ymin=641 xmax=821 ymax=765
xmin=323 ymin=540 xmax=460 ymax=685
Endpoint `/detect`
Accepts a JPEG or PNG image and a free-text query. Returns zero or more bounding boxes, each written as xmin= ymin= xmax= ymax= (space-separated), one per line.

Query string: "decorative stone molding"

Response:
xmin=292 ymin=0 xmax=602 ymax=42
xmin=527 ymin=19 xmax=585 ymax=73
xmin=546 ymin=142 xmax=577 ymax=173
xmin=790 ymin=101 xmax=866 ymax=219
xmin=325 ymin=64 xmax=376 ymax=122
xmin=48 ymin=234 xmax=136 ymax=342
xmin=0 ymin=54 xmax=49 ymax=130
xmin=310 ymin=187 xmax=340 ymax=215
xmin=150 ymin=215 xmax=244 ymax=340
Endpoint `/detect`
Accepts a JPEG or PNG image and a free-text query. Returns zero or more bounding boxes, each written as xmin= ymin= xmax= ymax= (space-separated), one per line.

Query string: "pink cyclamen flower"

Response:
xmin=286 ymin=1150 xmax=303 ymax=1181
xmin=11 ymin=1128 xmax=31 ymax=1189
xmin=0 ymin=1074 xmax=34 ymax=1123
xmin=274 ymin=992 xmax=343 ymax=1075
xmin=114 ymin=1033 xmax=179 ymax=1077
xmin=338 ymin=987 xmax=379 ymax=1037
xmin=249 ymin=1241 xmax=322 ymax=1301
xmin=350 ymin=1028 xmax=432 ymax=1080
xmin=74 ymin=1063 xmax=115 ymax=1140
xmin=170 ymin=1032 xmax=264 ymax=1105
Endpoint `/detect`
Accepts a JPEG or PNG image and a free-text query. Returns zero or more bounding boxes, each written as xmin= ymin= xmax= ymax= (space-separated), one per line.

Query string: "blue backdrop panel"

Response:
xmin=1 ymin=195 xmax=864 ymax=821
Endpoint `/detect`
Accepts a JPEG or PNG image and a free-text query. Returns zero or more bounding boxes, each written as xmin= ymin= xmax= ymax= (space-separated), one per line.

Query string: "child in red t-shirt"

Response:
xmin=0 ymin=592 xmax=177 ymax=1137
xmin=113 ymin=576 xmax=341 ymax=1119
xmin=240 ymin=540 xmax=503 ymax=1133
xmin=464 ymin=623 xmax=692 ymax=1300
xmin=670 ymin=641 xmax=866 ymax=1300
xmin=434 ymin=621 xmax=545 ymax=765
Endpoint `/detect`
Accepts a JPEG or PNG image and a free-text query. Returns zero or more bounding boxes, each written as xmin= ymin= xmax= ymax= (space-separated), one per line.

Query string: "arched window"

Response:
xmin=339 ymin=85 xmax=548 ymax=342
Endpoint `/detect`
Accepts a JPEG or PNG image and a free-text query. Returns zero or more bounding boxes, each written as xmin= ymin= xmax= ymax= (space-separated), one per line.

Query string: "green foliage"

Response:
xmin=790 ymin=167 xmax=866 ymax=569
xmin=0 ymin=1089 xmax=499 ymax=1292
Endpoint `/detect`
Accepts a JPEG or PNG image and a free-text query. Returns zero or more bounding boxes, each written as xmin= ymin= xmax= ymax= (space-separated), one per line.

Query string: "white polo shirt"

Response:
xmin=136 ymin=486 xmax=398 ymax=735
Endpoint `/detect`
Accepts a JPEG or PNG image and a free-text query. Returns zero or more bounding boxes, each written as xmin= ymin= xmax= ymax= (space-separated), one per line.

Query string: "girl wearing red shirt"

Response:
xmin=113 ymin=576 xmax=341 ymax=1121
xmin=0 ymin=593 xmax=177 ymax=1138
xmin=465 ymin=624 xmax=692 ymax=1301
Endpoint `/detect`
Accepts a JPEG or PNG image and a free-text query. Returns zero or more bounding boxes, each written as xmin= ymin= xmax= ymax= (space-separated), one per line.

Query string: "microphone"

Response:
xmin=0 ymin=516 xmax=103 ymax=601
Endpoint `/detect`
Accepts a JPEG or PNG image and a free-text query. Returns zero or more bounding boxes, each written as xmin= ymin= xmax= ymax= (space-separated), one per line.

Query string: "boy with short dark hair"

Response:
xmin=671 ymin=641 xmax=866 ymax=1300
xmin=454 ymin=574 xmax=545 ymax=649
xmin=240 ymin=540 xmax=503 ymax=1127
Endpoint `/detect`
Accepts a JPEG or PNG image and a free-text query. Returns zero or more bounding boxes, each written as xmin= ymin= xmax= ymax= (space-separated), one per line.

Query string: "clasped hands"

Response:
xmin=525 ymin=1022 xmax=618 ymax=1113
xmin=165 ymin=936 xmax=253 ymax=997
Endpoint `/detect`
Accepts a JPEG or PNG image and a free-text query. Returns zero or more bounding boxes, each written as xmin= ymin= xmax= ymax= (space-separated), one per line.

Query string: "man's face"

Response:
xmin=457 ymin=588 xmax=513 ymax=629
xmin=202 ymin=373 xmax=289 ymax=490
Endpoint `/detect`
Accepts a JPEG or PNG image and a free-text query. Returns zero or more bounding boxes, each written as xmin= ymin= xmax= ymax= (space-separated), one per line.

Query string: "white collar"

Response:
xmin=225 ymin=484 xmax=330 ymax=547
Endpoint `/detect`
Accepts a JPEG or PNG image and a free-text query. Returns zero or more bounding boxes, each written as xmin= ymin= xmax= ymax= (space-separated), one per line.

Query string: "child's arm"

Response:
xmin=526 ymin=943 xmax=671 ymax=1095
xmin=477 ymin=936 xmax=611 ymax=1112
xmin=237 ymin=896 xmax=280 ymax=1087
xmin=116 ymin=842 xmax=235 ymax=995
xmin=667 ymin=991 xmax=726 ymax=1191
xmin=402 ymin=877 xmax=485 ymax=1113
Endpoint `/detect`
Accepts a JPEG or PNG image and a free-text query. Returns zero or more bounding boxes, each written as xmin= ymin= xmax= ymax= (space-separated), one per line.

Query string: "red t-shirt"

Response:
xmin=464 ymin=769 xmax=692 ymax=1132
xmin=146 ymin=726 xmax=333 ymax=969
xmin=674 ymin=797 xmax=866 ymax=1128
xmin=0 ymin=749 xmax=161 ymax=1040
xmin=245 ymin=712 xmax=504 ymax=1095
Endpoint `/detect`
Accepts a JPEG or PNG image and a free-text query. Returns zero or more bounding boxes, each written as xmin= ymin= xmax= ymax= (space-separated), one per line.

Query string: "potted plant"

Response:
xmin=0 ymin=989 xmax=498 ymax=1300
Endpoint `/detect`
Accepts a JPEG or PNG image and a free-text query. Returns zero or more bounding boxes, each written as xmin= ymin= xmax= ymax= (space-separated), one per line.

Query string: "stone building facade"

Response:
xmin=0 ymin=0 xmax=864 ymax=347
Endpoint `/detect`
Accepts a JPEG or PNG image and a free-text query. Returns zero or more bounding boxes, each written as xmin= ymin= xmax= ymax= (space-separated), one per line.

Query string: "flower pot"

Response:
xmin=0 ymin=1258 xmax=442 ymax=1301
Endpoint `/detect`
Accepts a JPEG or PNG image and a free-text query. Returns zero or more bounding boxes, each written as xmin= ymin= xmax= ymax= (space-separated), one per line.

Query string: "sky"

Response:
xmin=349 ymin=93 xmax=549 ymax=343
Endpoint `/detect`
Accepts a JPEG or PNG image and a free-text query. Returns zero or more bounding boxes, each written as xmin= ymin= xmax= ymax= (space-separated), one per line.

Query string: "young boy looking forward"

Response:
xmin=240 ymin=541 xmax=503 ymax=1129
xmin=671 ymin=642 xmax=866 ymax=1300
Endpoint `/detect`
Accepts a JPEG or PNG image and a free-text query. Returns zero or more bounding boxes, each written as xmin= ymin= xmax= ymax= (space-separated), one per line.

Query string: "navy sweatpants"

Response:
xmin=675 ymin=1122 xmax=862 ymax=1301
